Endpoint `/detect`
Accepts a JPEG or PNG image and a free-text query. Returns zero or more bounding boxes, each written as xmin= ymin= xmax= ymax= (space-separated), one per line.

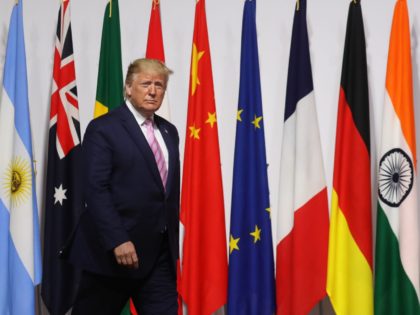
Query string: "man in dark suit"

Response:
xmin=69 ymin=58 xmax=180 ymax=315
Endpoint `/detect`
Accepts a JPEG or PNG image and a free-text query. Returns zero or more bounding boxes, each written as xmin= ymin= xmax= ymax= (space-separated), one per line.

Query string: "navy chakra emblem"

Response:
xmin=378 ymin=148 xmax=414 ymax=207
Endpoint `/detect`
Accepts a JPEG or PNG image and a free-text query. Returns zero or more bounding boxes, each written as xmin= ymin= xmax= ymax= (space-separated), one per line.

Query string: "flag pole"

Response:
xmin=33 ymin=147 xmax=37 ymax=177
xmin=109 ymin=0 xmax=112 ymax=18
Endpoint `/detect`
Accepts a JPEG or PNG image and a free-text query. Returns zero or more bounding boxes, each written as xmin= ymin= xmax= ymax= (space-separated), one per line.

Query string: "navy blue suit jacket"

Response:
xmin=68 ymin=104 xmax=180 ymax=278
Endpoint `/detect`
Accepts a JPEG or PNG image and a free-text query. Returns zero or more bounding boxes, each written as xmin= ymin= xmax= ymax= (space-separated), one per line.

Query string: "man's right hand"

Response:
xmin=113 ymin=241 xmax=139 ymax=269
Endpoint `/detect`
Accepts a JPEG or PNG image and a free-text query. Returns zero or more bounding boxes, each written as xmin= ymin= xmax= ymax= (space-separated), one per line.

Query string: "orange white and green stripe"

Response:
xmin=375 ymin=1 xmax=420 ymax=314
xmin=326 ymin=2 xmax=373 ymax=314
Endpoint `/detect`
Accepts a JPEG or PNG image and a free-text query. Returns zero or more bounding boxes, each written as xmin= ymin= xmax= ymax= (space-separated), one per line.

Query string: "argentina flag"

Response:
xmin=0 ymin=1 xmax=42 ymax=314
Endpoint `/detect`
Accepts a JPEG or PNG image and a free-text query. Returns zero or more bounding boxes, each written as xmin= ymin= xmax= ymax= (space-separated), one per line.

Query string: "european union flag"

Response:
xmin=227 ymin=1 xmax=276 ymax=314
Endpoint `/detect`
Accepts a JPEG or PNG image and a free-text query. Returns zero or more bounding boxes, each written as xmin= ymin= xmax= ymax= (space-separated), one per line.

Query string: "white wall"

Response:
xmin=0 ymin=0 xmax=420 ymax=308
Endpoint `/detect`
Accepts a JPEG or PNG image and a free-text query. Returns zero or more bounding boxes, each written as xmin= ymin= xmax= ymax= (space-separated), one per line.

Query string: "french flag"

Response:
xmin=276 ymin=1 xmax=330 ymax=314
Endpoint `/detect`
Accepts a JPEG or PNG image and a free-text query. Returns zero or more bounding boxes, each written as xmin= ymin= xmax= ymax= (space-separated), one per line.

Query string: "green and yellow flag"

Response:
xmin=95 ymin=1 xmax=130 ymax=314
xmin=94 ymin=0 xmax=123 ymax=118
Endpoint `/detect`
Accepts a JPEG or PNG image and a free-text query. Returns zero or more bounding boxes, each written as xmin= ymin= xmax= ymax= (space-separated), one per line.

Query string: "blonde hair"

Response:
xmin=125 ymin=58 xmax=173 ymax=91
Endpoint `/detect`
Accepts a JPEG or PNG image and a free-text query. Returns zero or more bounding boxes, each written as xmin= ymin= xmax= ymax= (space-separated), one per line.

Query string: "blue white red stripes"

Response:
xmin=276 ymin=1 xmax=329 ymax=314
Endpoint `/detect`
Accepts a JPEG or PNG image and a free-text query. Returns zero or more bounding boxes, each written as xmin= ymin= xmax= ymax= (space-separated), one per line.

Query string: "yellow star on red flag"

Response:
xmin=189 ymin=124 xmax=201 ymax=139
xmin=191 ymin=43 xmax=205 ymax=95
xmin=205 ymin=112 xmax=217 ymax=128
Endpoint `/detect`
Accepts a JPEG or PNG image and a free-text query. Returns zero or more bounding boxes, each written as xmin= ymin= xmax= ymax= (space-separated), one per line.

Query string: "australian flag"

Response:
xmin=227 ymin=1 xmax=276 ymax=314
xmin=41 ymin=1 xmax=83 ymax=314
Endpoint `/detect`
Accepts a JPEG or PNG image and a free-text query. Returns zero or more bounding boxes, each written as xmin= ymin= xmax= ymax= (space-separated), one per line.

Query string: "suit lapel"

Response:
xmin=119 ymin=104 xmax=164 ymax=190
xmin=155 ymin=115 xmax=176 ymax=196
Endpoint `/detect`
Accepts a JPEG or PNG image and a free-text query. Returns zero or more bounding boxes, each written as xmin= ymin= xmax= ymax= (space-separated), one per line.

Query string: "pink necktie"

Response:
xmin=144 ymin=119 xmax=168 ymax=188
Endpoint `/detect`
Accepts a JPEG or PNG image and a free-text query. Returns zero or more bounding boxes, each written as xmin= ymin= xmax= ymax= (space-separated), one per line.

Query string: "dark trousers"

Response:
xmin=72 ymin=239 xmax=177 ymax=315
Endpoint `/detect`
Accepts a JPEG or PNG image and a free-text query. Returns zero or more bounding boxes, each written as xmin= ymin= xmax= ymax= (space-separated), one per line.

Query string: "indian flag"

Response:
xmin=375 ymin=0 xmax=420 ymax=314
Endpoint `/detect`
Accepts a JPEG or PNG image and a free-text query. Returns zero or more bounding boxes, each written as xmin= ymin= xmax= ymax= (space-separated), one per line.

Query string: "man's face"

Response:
xmin=126 ymin=71 xmax=166 ymax=117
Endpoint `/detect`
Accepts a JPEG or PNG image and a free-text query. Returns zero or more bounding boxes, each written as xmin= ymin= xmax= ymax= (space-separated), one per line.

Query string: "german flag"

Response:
xmin=326 ymin=1 xmax=373 ymax=314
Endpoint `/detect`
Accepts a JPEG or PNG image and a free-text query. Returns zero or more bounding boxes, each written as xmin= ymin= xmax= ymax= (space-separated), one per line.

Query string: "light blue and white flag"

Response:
xmin=0 ymin=1 xmax=42 ymax=314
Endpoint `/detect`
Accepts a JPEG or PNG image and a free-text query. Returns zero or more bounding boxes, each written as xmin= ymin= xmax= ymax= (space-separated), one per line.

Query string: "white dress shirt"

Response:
xmin=126 ymin=100 xmax=169 ymax=171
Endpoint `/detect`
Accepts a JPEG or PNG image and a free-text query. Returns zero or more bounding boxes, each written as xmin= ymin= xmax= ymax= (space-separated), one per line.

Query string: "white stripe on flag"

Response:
xmin=0 ymin=89 xmax=15 ymax=179
xmin=0 ymin=88 xmax=36 ymax=282
xmin=379 ymin=92 xmax=420 ymax=297
xmin=277 ymin=91 xmax=326 ymax=242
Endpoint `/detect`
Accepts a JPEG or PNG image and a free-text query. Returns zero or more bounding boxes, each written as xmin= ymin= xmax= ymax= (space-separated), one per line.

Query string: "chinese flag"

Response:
xmin=179 ymin=0 xmax=228 ymax=314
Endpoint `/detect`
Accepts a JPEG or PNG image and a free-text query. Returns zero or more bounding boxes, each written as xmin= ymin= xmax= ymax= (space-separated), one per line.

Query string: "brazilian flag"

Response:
xmin=94 ymin=0 xmax=124 ymax=118
xmin=95 ymin=1 xmax=132 ymax=314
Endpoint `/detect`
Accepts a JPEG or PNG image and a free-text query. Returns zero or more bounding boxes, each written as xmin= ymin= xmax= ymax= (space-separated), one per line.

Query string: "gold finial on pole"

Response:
xmin=353 ymin=0 xmax=357 ymax=3
xmin=296 ymin=0 xmax=300 ymax=11
xmin=109 ymin=0 xmax=112 ymax=18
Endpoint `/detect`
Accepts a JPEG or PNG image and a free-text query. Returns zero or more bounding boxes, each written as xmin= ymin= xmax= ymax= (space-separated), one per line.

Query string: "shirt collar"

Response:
xmin=126 ymin=100 xmax=154 ymax=125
